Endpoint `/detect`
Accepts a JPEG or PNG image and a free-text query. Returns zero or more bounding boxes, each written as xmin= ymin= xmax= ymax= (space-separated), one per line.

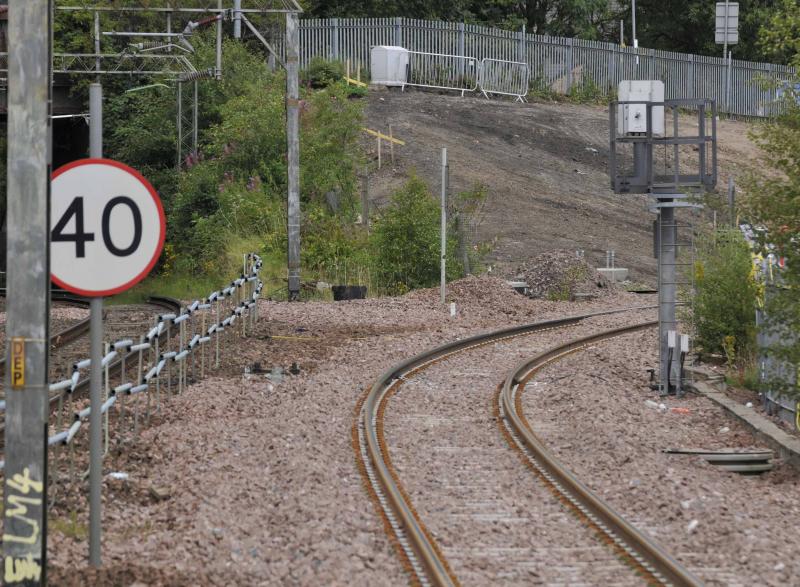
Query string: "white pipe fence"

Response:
xmin=0 ymin=254 xmax=264 ymax=505
xmin=289 ymin=17 xmax=794 ymax=117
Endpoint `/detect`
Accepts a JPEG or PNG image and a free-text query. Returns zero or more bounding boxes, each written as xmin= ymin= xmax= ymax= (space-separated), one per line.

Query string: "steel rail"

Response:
xmin=0 ymin=291 xmax=93 ymax=377
xmin=357 ymin=304 xmax=658 ymax=587
xmin=500 ymin=320 xmax=705 ymax=587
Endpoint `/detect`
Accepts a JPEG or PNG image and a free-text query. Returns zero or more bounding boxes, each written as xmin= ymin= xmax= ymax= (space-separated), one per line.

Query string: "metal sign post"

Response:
xmin=50 ymin=152 xmax=165 ymax=567
xmin=4 ymin=1 xmax=51 ymax=585
xmin=88 ymin=82 xmax=104 ymax=568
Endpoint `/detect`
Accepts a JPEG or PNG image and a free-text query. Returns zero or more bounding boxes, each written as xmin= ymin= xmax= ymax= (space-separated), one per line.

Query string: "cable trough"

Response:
xmin=354 ymin=305 xmax=692 ymax=587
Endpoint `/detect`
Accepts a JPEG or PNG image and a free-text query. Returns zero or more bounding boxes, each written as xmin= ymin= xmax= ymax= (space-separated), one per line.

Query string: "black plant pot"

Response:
xmin=332 ymin=285 xmax=367 ymax=301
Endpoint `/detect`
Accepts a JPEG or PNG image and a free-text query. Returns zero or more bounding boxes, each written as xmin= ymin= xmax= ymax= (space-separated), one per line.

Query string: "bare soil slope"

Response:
xmin=364 ymin=90 xmax=762 ymax=284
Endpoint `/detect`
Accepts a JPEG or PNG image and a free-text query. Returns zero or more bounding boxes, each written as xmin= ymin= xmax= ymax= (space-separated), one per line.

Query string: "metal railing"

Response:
xmin=291 ymin=17 xmax=795 ymax=117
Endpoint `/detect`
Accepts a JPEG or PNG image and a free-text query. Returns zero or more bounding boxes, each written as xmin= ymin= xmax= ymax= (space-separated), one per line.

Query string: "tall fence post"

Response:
xmin=4 ymin=1 xmax=51 ymax=584
xmin=394 ymin=17 xmax=402 ymax=47
xmin=331 ymin=17 xmax=339 ymax=61
xmin=649 ymin=48 xmax=655 ymax=80
xmin=517 ymin=25 xmax=526 ymax=65
xmin=608 ymin=46 xmax=617 ymax=93
xmin=687 ymin=54 xmax=694 ymax=99
xmin=457 ymin=22 xmax=465 ymax=77
xmin=565 ymin=38 xmax=574 ymax=95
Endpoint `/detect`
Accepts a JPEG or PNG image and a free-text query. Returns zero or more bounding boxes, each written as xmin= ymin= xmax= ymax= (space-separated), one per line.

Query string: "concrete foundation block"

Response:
xmin=597 ymin=267 xmax=629 ymax=282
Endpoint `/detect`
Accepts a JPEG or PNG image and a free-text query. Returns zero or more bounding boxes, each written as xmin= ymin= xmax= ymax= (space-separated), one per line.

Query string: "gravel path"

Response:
xmin=46 ymin=278 xmax=655 ymax=584
xmin=381 ymin=311 xmax=656 ymax=585
xmin=522 ymin=328 xmax=800 ymax=587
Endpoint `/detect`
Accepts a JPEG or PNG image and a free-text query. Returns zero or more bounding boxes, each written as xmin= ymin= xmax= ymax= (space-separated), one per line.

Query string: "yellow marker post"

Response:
xmin=10 ymin=338 xmax=24 ymax=389
xmin=362 ymin=127 xmax=405 ymax=146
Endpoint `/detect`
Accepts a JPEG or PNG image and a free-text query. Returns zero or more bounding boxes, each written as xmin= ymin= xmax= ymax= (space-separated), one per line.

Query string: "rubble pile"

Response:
xmin=513 ymin=250 xmax=613 ymax=300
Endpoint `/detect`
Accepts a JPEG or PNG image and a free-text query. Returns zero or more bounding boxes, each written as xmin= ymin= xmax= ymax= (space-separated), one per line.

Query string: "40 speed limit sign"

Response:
xmin=51 ymin=158 xmax=165 ymax=296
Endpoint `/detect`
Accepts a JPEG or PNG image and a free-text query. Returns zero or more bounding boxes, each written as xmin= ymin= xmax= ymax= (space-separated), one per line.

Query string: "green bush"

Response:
xmin=692 ymin=229 xmax=758 ymax=362
xmin=302 ymin=57 xmax=345 ymax=88
xmin=369 ymin=176 xmax=462 ymax=293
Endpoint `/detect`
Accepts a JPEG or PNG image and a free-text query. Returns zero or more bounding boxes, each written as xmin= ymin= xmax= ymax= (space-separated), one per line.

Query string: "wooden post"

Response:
xmin=377 ymin=136 xmax=382 ymax=169
xmin=389 ymin=125 xmax=395 ymax=165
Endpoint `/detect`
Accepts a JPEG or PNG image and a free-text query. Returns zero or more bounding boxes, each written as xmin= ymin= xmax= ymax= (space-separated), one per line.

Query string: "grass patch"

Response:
xmin=50 ymin=511 xmax=88 ymax=540
xmin=110 ymin=236 xmax=284 ymax=305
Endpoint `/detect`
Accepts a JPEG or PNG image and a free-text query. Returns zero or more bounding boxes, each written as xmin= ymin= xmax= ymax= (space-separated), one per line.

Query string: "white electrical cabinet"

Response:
xmin=617 ymin=80 xmax=665 ymax=136
xmin=370 ymin=46 xmax=409 ymax=86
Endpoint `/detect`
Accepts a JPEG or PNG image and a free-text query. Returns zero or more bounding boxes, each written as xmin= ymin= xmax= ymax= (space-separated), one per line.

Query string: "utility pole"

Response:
xmin=286 ymin=12 xmax=301 ymax=301
xmin=4 ymin=1 xmax=51 ymax=585
xmin=233 ymin=0 xmax=242 ymax=39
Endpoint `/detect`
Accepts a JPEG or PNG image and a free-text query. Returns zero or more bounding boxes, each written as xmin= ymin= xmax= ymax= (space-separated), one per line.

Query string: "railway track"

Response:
xmin=354 ymin=307 xmax=703 ymax=587
xmin=0 ymin=291 xmax=93 ymax=377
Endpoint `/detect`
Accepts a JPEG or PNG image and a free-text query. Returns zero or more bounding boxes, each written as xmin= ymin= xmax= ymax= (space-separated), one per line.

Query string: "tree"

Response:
xmin=370 ymin=176 xmax=462 ymax=293
xmin=633 ymin=0 xmax=780 ymax=63
xmin=692 ymin=229 xmax=757 ymax=361
xmin=303 ymin=0 xmax=620 ymax=40
xmin=742 ymin=0 xmax=800 ymax=397
xmin=758 ymin=0 xmax=800 ymax=66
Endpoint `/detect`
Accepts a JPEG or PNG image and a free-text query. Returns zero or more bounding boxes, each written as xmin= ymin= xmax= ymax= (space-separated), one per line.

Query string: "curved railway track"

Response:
xmin=354 ymin=307 xmax=704 ymax=587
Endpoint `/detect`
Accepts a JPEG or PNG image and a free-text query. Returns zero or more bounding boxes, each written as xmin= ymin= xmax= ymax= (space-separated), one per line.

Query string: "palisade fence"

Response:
xmin=281 ymin=17 xmax=795 ymax=118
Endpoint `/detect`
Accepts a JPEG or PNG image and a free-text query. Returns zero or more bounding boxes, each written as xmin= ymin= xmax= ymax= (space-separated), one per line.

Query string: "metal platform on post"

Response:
xmin=609 ymin=84 xmax=717 ymax=397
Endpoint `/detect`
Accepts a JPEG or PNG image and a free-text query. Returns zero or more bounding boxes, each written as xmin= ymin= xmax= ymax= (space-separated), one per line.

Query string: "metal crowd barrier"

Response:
xmin=401 ymin=50 xmax=529 ymax=101
xmin=0 ymin=254 xmax=264 ymax=492
xmin=403 ymin=50 xmax=479 ymax=96
xmin=478 ymin=58 xmax=530 ymax=102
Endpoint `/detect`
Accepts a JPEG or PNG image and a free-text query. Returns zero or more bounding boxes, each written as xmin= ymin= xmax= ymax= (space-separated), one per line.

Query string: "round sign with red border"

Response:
xmin=51 ymin=158 xmax=165 ymax=297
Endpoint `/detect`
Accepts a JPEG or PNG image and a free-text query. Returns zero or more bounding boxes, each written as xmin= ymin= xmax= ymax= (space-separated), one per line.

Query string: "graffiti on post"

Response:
xmin=3 ymin=467 xmax=43 ymax=583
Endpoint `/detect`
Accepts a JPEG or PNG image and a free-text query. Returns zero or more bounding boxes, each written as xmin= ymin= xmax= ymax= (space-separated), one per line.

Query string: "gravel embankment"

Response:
xmin=47 ymin=277 xmax=654 ymax=585
xmin=522 ymin=328 xmax=800 ymax=587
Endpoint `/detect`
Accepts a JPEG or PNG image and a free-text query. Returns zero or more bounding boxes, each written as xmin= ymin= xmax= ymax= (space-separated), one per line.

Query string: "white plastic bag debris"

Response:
xmin=645 ymin=400 xmax=667 ymax=412
xmin=107 ymin=472 xmax=129 ymax=481
xmin=687 ymin=519 xmax=699 ymax=533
